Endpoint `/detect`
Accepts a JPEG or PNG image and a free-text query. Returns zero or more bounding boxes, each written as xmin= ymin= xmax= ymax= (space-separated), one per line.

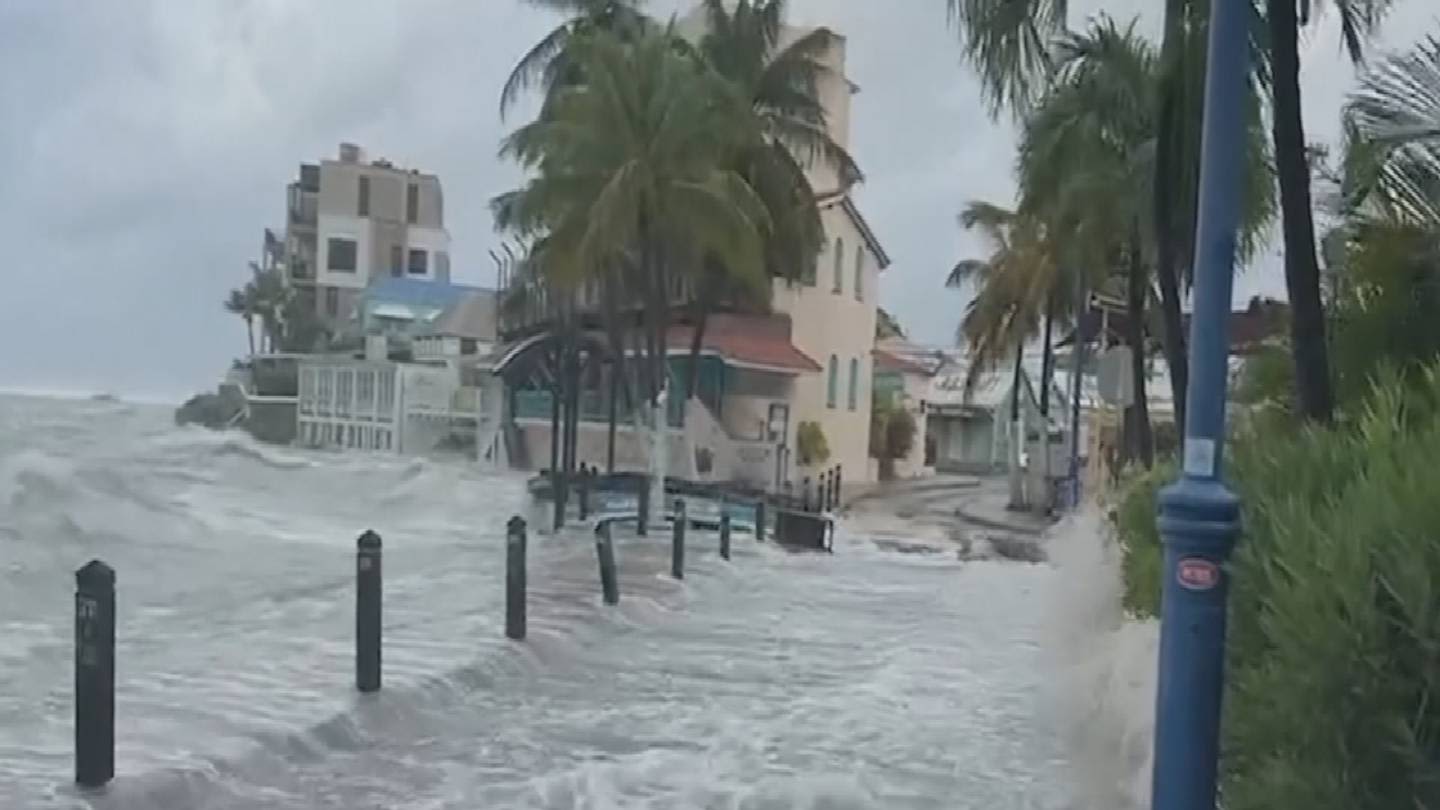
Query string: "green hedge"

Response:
xmin=1111 ymin=367 xmax=1440 ymax=809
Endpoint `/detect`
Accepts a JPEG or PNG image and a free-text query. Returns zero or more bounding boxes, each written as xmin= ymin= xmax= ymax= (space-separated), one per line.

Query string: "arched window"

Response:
xmin=833 ymin=237 xmax=844 ymax=293
xmin=827 ymin=355 xmax=838 ymax=408
xmin=848 ymin=357 xmax=860 ymax=410
xmin=854 ymin=244 xmax=864 ymax=301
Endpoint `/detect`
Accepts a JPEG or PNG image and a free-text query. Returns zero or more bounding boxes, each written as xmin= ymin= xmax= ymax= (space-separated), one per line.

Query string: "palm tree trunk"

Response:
xmin=1125 ymin=228 xmax=1155 ymax=468
xmin=244 ymin=316 xmax=256 ymax=358
xmin=1036 ymin=297 xmax=1056 ymax=513
xmin=1268 ymin=0 xmax=1335 ymax=423
xmin=1007 ymin=345 xmax=1026 ymax=509
xmin=1152 ymin=0 xmax=1191 ymax=435
xmin=684 ymin=270 xmax=716 ymax=403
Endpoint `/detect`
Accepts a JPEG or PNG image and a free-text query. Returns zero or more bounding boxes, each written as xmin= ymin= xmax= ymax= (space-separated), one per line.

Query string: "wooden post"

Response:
xmin=505 ymin=516 xmax=527 ymax=640
xmin=75 ymin=560 xmax=115 ymax=789
xmin=671 ymin=499 xmax=686 ymax=580
xmin=596 ymin=521 xmax=620 ymax=605
xmin=719 ymin=513 xmax=732 ymax=561
xmin=356 ymin=530 xmax=382 ymax=693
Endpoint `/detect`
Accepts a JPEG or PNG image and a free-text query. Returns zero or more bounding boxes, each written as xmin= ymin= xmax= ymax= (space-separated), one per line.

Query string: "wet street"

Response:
xmin=1 ymin=396 xmax=1086 ymax=809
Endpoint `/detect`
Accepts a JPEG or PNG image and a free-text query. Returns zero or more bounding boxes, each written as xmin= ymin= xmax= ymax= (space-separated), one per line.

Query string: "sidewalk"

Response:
xmin=950 ymin=478 xmax=1056 ymax=536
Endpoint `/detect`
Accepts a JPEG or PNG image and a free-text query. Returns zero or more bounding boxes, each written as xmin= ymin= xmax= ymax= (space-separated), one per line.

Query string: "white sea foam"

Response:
xmin=0 ymin=394 xmax=1149 ymax=809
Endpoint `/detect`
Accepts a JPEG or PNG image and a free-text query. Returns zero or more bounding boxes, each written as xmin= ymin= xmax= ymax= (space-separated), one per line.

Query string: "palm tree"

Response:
xmin=494 ymin=26 xmax=773 ymax=512
xmin=1016 ymin=17 xmax=1274 ymax=441
xmin=944 ymin=0 xmax=1068 ymax=117
xmin=499 ymin=0 xmax=651 ymax=117
xmin=947 ymin=201 xmax=1049 ymax=506
xmin=671 ymin=0 xmax=863 ymax=400
xmin=1266 ymin=0 xmax=1394 ymax=424
xmin=1344 ymin=33 xmax=1440 ymax=228
xmin=224 ymin=286 xmax=257 ymax=357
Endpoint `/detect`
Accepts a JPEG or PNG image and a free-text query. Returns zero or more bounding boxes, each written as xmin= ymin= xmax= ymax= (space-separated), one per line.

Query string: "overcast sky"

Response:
xmin=0 ymin=1 xmax=1434 ymax=401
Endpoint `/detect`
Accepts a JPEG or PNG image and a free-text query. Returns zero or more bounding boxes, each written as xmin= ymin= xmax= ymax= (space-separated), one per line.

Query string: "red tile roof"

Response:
xmin=666 ymin=314 xmax=821 ymax=373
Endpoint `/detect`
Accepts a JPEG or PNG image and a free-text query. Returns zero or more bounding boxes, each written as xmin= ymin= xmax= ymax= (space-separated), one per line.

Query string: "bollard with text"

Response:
xmin=355 ymin=530 xmax=382 ymax=693
xmin=505 ymin=516 xmax=527 ymax=640
xmin=802 ymin=477 xmax=812 ymax=512
xmin=671 ymin=499 xmax=686 ymax=580
xmin=596 ymin=521 xmax=620 ymax=605
xmin=74 ymin=559 xmax=116 ymax=789
xmin=719 ymin=513 xmax=732 ymax=561
xmin=1150 ymin=0 xmax=1248 ymax=808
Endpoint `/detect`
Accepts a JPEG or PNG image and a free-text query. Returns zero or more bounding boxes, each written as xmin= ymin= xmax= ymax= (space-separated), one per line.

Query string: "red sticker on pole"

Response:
xmin=1176 ymin=558 xmax=1221 ymax=591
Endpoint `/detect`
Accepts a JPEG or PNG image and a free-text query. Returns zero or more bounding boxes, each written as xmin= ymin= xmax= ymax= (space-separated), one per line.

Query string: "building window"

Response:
xmin=407 ymin=249 xmax=428 ymax=276
xmin=406 ymin=183 xmax=419 ymax=224
xmin=854 ymin=245 xmax=864 ymax=301
xmin=832 ymin=238 xmax=844 ymax=293
xmin=326 ymin=238 xmax=357 ymax=272
xmin=848 ymin=357 xmax=859 ymax=410
xmin=827 ymin=355 xmax=838 ymax=408
xmin=358 ymin=176 xmax=370 ymax=217
xmin=390 ymin=245 xmax=403 ymax=278
xmin=325 ymin=287 xmax=339 ymax=318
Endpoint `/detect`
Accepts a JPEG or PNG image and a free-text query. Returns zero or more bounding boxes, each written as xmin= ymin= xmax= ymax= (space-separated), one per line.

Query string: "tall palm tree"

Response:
xmin=672 ymin=0 xmax=864 ymax=400
xmin=947 ymin=201 xmax=1049 ymax=506
xmin=1267 ymin=0 xmax=1394 ymax=424
xmin=1017 ymin=16 xmax=1274 ymax=439
xmin=499 ymin=0 xmax=651 ymax=117
xmin=494 ymin=27 xmax=773 ymax=510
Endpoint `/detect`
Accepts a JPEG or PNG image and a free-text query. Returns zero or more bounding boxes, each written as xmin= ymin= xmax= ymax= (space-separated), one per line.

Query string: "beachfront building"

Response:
xmin=494 ymin=6 xmax=890 ymax=493
xmin=273 ymin=143 xmax=452 ymax=333
xmin=293 ymin=283 xmax=504 ymax=460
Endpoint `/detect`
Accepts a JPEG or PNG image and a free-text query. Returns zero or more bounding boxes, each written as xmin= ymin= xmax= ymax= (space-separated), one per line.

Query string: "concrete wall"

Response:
xmin=721 ymin=368 xmax=795 ymax=443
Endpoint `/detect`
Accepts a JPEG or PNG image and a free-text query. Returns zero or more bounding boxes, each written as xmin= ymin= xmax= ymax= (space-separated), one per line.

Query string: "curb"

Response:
xmin=951 ymin=502 xmax=1054 ymax=537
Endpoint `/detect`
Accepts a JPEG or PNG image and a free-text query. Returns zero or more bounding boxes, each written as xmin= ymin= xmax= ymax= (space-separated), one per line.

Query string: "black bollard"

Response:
xmin=671 ymin=499 xmax=686 ymax=580
xmin=820 ymin=470 xmax=831 ymax=511
xmin=75 ymin=559 xmax=116 ymax=789
xmin=755 ymin=500 xmax=767 ymax=542
xmin=802 ymin=477 xmax=812 ymax=512
xmin=596 ymin=521 xmax=620 ymax=605
xmin=551 ymin=469 xmax=564 ymax=533
xmin=505 ymin=516 xmax=527 ymax=640
xmin=636 ymin=476 xmax=650 ymax=536
xmin=719 ymin=513 xmax=732 ymax=561
xmin=356 ymin=530 xmax=382 ymax=693
xmin=578 ymin=465 xmax=591 ymax=521
xmin=834 ymin=466 xmax=843 ymax=510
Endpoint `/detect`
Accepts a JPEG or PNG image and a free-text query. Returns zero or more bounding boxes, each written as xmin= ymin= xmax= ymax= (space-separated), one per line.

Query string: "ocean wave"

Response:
xmin=150 ymin=428 xmax=315 ymax=471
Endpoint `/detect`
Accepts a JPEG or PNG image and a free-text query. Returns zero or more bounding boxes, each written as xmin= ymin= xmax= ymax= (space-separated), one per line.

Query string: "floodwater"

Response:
xmin=0 ymin=394 xmax=1153 ymax=809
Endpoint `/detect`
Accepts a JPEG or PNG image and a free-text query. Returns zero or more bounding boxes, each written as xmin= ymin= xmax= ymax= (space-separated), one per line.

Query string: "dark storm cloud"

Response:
xmin=0 ymin=1 xmax=1434 ymax=398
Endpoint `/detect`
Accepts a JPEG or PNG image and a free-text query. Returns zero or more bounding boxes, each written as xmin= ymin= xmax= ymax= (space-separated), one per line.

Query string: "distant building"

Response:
xmin=277 ymin=143 xmax=452 ymax=332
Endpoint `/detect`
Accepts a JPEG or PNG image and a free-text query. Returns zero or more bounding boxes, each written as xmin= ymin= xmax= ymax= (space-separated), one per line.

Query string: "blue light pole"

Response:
xmin=1150 ymin=0 xmax=1248 ymax=807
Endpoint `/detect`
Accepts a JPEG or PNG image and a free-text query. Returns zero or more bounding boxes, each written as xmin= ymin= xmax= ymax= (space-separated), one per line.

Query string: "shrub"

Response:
xmin=796 ymin=420 xmax=829 ymax=466
xmin=1110 ymin=366 xmax=1440 ymax=809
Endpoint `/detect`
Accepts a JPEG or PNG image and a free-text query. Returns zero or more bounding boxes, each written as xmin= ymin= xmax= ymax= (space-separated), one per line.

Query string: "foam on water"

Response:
xmin=0 ymin=395 xmax=1152 ymax=809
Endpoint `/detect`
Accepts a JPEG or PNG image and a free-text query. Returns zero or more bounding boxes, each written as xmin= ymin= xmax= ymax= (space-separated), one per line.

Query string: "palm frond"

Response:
xmin=945 ymin=0 xmax=1068 ymax=118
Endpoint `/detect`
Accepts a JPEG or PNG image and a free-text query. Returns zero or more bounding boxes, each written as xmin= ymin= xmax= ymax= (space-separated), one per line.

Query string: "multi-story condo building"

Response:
xmin=280 ymin=143 xmax=452 ymax=332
